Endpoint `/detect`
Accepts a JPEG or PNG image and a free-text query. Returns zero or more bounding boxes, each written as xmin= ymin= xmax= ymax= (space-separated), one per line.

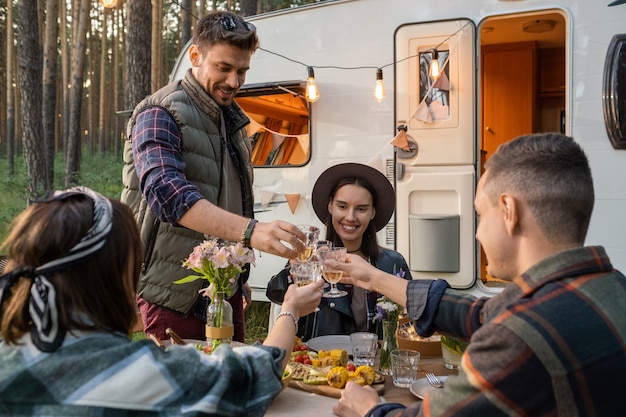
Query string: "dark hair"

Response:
xmin=193 ymin=11 xmax=259 ymax=52
xmin=483 ymin=132 xmax=594 ymax=245
xmin=324 ymin=177 xmax=381 ymax=262
xmin=0 ymin=196 xmax=142 ymax=344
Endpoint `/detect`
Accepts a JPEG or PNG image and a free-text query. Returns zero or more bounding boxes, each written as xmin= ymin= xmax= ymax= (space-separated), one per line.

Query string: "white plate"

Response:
xmin=306 ymin=335 xmax=352 ymax=355
xmin=409 ymin=376 xmax=448 ymax=399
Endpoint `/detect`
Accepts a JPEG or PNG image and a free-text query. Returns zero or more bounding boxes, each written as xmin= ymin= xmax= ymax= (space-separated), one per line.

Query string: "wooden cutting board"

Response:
xmin=288 ymin=379 xmax=385 ymax=399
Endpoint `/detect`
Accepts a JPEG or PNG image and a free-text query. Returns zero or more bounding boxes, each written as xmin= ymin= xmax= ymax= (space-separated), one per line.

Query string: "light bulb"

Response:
xmin=305 ymin=66 xmax=320 ymax=103
xmin=374 ymin=68 xmax=386 ymax=102
xmin=429 ymin=49 xmax=440 ymax=79
xmin=99 ymin=0 xmax=117 ymax=7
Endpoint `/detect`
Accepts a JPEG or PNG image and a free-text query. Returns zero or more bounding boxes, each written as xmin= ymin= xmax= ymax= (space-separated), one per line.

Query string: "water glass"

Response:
xmin=349 ymin=332 xmax=377 ymax=366
xmin=391 ymin=349 xmax=420 ymax=388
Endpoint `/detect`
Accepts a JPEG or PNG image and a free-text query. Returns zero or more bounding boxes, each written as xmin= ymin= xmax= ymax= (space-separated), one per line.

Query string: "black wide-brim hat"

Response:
xmin=311 ymin=163 xmax=395 ymax=232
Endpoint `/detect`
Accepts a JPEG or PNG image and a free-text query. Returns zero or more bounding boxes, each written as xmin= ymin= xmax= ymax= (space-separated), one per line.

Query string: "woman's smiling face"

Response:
xmin=327 ymin=184 xmax=376 ymax=249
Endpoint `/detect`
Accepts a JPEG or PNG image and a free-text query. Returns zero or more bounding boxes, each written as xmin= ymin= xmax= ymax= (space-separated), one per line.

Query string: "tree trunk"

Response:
xmin=6 ymin=0 xmax=15 ymax=175
xmin=113 ymin=5 xmax=122 ymax=155
xmin=125 ymin=0 xmax=152 ymax=111
xmin=179 ymin=0 xmax=192 ymax=54
xmin=240 ymin=0 xmax=257 ymax=16
xmin=98 ymin=7 xmax=109 ymax=154
xmin=65 ymin=0 xmax=90 ymax=187
xmin=42 ymin=0 xmax=59 ymax=190
xmin=151 ymin=0 xmax=163 ymax=92
xmin=17 ymin=0 xmax=46 ymax=200
xmin=60 ymin=0 xmax=70 ymax=152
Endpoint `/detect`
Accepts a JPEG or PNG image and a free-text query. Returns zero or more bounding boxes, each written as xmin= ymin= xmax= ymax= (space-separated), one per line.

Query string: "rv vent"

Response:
xmin=385 ymin=158 xmax=394 ymax=182
xmin=385 ymin=224 xmax=395 ymax=246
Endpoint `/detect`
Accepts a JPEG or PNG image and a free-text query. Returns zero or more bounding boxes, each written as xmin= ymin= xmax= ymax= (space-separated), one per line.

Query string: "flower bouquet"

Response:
xmin=373 ymin=296 xmax=402 ymax=375
xmin=175 ymin=238 xmax=255 ymax=350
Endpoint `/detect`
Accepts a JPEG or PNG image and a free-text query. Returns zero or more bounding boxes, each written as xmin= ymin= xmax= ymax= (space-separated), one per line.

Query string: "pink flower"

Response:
xmin=175 ymin=238 xmax=256 ymax=296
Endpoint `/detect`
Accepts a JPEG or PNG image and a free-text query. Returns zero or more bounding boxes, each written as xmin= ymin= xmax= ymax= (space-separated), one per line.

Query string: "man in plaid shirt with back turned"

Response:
xmin=330 ymin=132 xmax=626 ymax=417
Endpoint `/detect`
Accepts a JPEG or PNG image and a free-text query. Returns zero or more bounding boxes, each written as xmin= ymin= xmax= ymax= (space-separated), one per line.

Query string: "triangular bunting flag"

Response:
xmin=285 ymin=194 xmax=301 ymax=214
xmin=429 ymin=100 xmax=449 ymax=120
xmin=412 ymin=100 xmax=433 ymax=123
xmin=433 ymin=71 xmax=450 ymax=91
xmin=271 ymin=133 xmax=284 ymax=151
xmin=260 ymin=190 xmax=274 ymax=210
xmin=390 ymin=129 xmax=411 ymax=151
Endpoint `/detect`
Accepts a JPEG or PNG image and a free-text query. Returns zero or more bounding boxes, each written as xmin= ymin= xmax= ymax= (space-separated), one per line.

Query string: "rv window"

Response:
xmin=236 ymin=82 xmax=310 ymax=167
xmin=603 ymin=33 xmax=626 ymax=149
xmin=419 ymin=49 xmax=450 ymax=118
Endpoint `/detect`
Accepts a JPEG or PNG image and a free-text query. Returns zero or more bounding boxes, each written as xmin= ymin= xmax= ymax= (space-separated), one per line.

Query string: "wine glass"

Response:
xmin=290 ymin=260 xmax=322 ymax=312
xmin=296 ymin=225 xmax=320 ymax=261
xmin=314 ymin=240 xmax=333 ymax=288
xmin=318 ymin=247 xmax=348 ymax=298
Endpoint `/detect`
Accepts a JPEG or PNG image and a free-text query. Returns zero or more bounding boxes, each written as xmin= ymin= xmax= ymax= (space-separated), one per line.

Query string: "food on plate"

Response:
xmin=290 ymin=361 xmax=314 ymax=380
xmin=327 ymin=366 xmax=349 ymax=388
xmin=354 ymin=365 xmax=377 ymax=385
xmin=288 ymin=346 xmax=378 ymax=390
xmin=311 ymin=349 xmax=348 ymax=367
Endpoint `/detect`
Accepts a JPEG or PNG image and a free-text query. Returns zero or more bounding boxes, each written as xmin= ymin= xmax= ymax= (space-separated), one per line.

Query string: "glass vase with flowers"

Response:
xmin=374 ymin=296 xmax=402 ymax=375
xmin=175 ymin=238 xmax=255 ymax=351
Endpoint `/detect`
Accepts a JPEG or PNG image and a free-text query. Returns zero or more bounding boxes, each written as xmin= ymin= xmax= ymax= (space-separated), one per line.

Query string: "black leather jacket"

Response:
xmin=267 ymin=248 xmax=412 ymax=341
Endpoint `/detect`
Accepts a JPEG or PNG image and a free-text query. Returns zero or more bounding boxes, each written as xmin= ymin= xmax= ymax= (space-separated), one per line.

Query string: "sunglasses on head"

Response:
xmin=219 ymin=15 xmax=256 ymax=33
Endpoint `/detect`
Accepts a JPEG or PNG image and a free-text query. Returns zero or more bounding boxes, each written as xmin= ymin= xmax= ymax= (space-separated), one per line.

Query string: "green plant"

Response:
xmin=0 ymin=151 xmax=124 ymax=244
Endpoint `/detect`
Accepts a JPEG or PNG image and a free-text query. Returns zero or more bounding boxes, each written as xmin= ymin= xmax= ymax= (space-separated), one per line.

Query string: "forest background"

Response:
xmin=0 ymin=0 xmax=321 ymax=242
xmin=1 ymin=0 xmax=321 ymax=342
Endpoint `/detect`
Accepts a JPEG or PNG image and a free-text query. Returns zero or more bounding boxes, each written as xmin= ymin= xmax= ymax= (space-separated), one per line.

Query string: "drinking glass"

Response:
xmin=290 ymin=260 xmax=322 ymax=311
xmin=318 ymin=247 xmax=348 ymax=298
xmin=350 ymin=332 xmax=377 ymax=366
xmin=296 ymin=225 xmax=320 ymax=261
xmin=391 ymin=349 xmax=420 ymax=388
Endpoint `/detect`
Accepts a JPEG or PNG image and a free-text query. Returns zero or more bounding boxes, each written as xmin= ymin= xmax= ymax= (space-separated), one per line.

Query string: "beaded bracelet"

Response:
xmin=241 ymin=218 xmax=258 ymax=248
xmin=274 ymin=311 xmax=298 ymax=334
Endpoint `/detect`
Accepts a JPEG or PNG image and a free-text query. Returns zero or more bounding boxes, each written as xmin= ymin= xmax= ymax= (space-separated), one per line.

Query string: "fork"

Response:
xmin=425 ymin=372 xmax=445 ymax=388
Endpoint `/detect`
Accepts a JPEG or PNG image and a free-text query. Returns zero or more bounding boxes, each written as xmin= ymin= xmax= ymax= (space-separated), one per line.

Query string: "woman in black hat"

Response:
xmin=267 ymin=163 xmax=412 ymax=340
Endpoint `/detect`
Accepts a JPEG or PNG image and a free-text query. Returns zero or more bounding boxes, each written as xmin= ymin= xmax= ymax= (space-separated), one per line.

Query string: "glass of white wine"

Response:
xmin=290 ymin=260 xmax=322 ymax=312
xmin=318 ymin=247 xmax=348 ymax=298
xmin=296 ymin=225 xmax=320 ymax=261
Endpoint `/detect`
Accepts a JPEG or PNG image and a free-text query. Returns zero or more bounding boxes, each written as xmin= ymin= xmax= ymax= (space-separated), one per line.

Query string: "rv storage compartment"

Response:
xmin=409 ymin=214 xmax=459 ymax=273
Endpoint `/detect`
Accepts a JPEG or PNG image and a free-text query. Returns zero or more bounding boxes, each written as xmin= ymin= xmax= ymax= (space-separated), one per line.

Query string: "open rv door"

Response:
xmin=394 ymin=19 xmax=476 ymax=288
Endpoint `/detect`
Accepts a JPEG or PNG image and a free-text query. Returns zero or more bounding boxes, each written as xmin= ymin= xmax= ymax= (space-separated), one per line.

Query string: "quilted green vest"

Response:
xmin=121 ymin=70 xmax=253 ymax=315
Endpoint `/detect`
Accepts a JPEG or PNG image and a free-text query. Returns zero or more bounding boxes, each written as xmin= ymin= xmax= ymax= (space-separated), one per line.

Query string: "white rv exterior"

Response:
xmin=170 ymin=0 xmax=626 ymax=301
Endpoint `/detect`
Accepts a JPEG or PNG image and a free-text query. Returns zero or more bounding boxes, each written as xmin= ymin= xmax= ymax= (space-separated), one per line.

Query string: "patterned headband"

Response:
xmin=0 ymin=186 xmax=112 ymax=352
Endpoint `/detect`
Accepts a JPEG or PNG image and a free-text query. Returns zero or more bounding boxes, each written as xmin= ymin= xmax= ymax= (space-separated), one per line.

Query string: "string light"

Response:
xmin=374 ymin=68 xmax=386 ymax=102
xmin=99 ymin=0 xmax=117 ymax=8
xmin=429 ymin=49 xmax=440 ymax=79
xmin=168 ymin=0 xmax=469 ymax=103
xmin=305 ymin=66 xmax=320 ymax=103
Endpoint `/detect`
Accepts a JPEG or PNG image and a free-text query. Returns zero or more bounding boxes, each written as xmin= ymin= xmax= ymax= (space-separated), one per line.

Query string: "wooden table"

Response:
xmin=266 ymin=356 xmax=457 ymax=416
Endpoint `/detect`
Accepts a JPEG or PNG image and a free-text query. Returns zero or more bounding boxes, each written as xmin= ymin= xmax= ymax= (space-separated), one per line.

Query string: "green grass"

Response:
xmin=0 ymin=151 xmax=125 ymax=243
xmin=1 ymin=151 xmax=269 ymax=342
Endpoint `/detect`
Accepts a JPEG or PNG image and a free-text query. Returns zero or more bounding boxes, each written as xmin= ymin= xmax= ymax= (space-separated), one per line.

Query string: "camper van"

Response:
xmin=170 ymin=0 xmax=626 ymax=301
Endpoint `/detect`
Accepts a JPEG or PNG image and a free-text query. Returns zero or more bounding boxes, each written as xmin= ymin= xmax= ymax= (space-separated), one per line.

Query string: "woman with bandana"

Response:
xmin=0 ymin=187 xmax=322 ymax=416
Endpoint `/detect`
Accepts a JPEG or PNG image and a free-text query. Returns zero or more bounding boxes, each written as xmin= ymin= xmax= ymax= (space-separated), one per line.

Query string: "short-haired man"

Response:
xmin=331 ymin=133 xmax=626 ymax=416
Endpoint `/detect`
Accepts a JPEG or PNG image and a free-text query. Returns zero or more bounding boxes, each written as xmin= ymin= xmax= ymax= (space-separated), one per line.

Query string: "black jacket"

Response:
xmin=266 ymin=248 xmax=412 ymax=341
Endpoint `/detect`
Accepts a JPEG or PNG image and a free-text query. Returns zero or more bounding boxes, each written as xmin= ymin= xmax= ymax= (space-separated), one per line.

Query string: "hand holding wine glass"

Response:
xmin=319 ymin=247 xmax=348 ymax=298
xmin=290 ymin=260 xmax=322 ymax=311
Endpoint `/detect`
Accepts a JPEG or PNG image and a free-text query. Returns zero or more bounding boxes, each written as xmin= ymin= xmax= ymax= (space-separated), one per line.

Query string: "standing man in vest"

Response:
xmin=122 ymin=11 xmax=305 ymax=343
